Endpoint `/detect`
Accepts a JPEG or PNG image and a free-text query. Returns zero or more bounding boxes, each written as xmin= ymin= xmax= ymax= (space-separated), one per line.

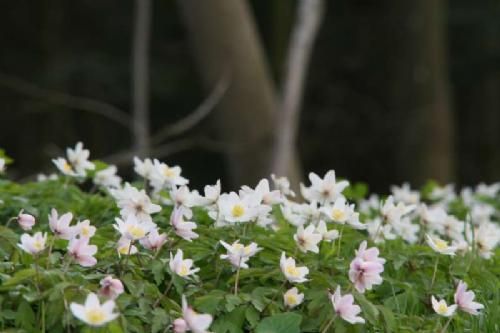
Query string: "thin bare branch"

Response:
xmin=0 ymin=72 xmax=131 ymax=129
xmin=272 ymin=0 xmax=325 ymax=176
xmin=151 ymin=70 xmax=231 ymax=144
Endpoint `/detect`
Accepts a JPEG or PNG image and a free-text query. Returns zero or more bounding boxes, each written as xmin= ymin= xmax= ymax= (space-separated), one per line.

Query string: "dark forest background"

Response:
xmin=0 ymin=0 xmax=499 ymax=193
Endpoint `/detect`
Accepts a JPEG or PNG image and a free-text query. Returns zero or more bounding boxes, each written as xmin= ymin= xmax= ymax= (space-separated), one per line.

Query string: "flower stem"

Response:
xmin=439 ymin=316 xmax=453 ymax=333
xmin=45 ymin=237 xmax=55 ymax=269
xmin=153 ymin=278 xmax=174 ymax=307
xmin=321 ymin=314 xmax=336 ymax=333
xmin=430 ymin=256 xmax=440 ymax=289
xmin=337 ymin=225 xmax=345 ymax=257
xmin=5 ymin=217 xmax=16 ymax=228
xmin=234 ymin=256 xmax=243 ymax=296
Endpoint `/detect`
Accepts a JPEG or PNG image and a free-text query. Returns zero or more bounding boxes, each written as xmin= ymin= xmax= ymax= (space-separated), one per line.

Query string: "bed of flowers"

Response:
xmin=0 ymin=143 xmax=499 ymax=333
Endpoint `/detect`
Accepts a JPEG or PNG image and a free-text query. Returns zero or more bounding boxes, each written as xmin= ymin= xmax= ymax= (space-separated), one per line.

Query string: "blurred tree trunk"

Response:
xmin=178 ymin=0 xmax=301 ymax=187
xmin=389 ymin=0 xmax=455 ymax=185
xmin=132 ymin=0 xmax=152 ymax=157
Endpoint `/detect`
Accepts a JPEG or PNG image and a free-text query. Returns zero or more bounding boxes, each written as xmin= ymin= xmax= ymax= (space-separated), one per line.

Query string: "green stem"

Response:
xmin=45 ymin=237 xmax=55 ymax=269
xmin=153 ymin=278 xmax=174 ymax=307
xmin=234 ymin=256 xmax=243 ymax=296
xmin=321 ymin=314 xmax=336 ymax=333
xmin=5 ymin=217 xmax=16 ymax=228
xmin=430 ymin=256 xmax=440 ymax=289
xmin=337 ymin=225 xmax=345 ymax=257
xmin=439 ymin=316 xmax=453 ymax=333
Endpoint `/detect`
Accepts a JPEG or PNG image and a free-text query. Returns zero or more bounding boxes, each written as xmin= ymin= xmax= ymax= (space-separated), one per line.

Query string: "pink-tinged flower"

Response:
xmin=170 ymin=207 xmax=199 ymax=242
xmin=75 ymin=220 xmax=96 ymax=239
xmin=67 ymin=237 xmax=98 ymax=267
xmin=431 ymin=296 xmax=457 ymax=317
xmin=348 ymin=241 xmax=385 ymax=293
xmin=331 ymin=286 xmax=365 ymax=324
xmin=49 ymin=208 xmax=77 ymax=240
xmin=180 ymin=295 xmax=213 ymax=333
xmin=173 ymin=318 xmax=188 ymax=333
xmin=454 ymin=281 xmax=484 ymax=315
xmin=17 ymin=211 xmax=36 ymax=230
xmin=18 ymin=232 xmax=47 ymax=255
xmin=99 ymin=276 xmax=124 ymax=299
xmin=139 ymin=229 xmax=168 ymax=252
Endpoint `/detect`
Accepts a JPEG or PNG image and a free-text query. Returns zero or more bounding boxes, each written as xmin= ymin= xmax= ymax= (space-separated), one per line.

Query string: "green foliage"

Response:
xmin=0 ymin=178 xmax=498 ymax=332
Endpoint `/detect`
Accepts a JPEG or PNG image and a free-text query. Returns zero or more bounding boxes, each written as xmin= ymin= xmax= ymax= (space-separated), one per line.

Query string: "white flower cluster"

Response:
xmin=360 ymin=182 xmax=500 ymax=259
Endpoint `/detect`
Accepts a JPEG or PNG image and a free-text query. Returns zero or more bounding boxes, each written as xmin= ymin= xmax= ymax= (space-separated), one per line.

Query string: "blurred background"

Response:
xmin=0 ymin=0 xmax=499 ymax=193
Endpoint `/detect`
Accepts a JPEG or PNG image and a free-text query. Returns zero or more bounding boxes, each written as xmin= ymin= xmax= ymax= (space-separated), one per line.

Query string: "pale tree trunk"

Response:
xmin=389 ymin=0 xmax=454 ymax=185
xmin=178 ymin=0 xmax=302 ymax=187
xmin=132 ymin=0 xmax=152 ymax=157
xmin=272 ymin=0 xmax=324 ymax=186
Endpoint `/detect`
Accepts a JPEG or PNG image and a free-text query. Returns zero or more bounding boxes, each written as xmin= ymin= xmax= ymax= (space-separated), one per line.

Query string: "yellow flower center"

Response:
xmin=331 ymin=209 xmax=346 ymax=221
xmin=63 ymin=162 xmax=73 ymax=172
xmin=118 ymin=243 xmax=131 ymax=255
xmin=85 ymin=308 xmax=105 ymax=325
xmin=127 ymin=225 xmax=146 ymax=239
xmin=435 ymin=239 xmax=448 ymax=251
xmin=231 ymin=204 xmax=245 ymax=218
xmin=285 ymin=265 xmax=300 ymax=277
xmin=33 ymin=240 xmax=44 ymax=251
xmin=81 ymin=226 xmax=90 ymax=237
xmin=437 ymin=303 xmax=448 ymax=315
xmin=178 ymin=263 xmax=190 ymax=276
xmin=285 ymin=294 xmax=298 ymax=305
xmin=164 ymin=167 xmax=176 ymax=178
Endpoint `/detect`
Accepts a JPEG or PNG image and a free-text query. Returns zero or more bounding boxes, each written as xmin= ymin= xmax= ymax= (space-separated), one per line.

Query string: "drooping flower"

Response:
xmin=170 ymin=207 xmax=199 ymax=241
xmin=280 ymin=252 xmax=309 ymax=283
xmin=175 ymin=295 xmax=213 ymax=333
xmin=17 ymin=211 xmax=36 ymax=230
xmin=283 ymin=287 xmax=304 ymax=309
xmin=219 ymin=240 xmax=261 ymax=269
xmin=454 ymin=281 xmax=484 ymax=315
xmin=169 ymin=249 xmax=199 ymax=278
xmin=18 ymin=232 xmax=47 ymax=255
xmin=139 ymin=229 xmax=168 ymax=252
xmin=294 ymin=224 xmax=322 ymax=253
xmin=431 ymin=296 xmax=457 ymax=317
xmin=49 ymin=208 xmax=77 ymax=240
xmin=348 ymin=241 xmax=385 ymax=293
xmin=0 ymin=158 xmax=5 ymax=173
xmin=67 ymin=237 xmax=98 ymax=267
xmin=426 ymin=234 xmax=457 ymax=256
xmin=70 ymin=293 xmax=118 ymax=327
xmin=99 ymin=276 xmax=124 ymax=299
xmin=331 ymin=286 xmax=365 ymax=324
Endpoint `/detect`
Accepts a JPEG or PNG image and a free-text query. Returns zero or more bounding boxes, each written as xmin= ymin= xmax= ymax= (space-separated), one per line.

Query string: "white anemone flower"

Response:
xmin=426 ymin=234 xmax=457 ymax=256
xmin=431 ymin=296 xmax=457 ymax=317
xmin=169 ymin=249 xmax=199 ymax=278
xmin=280 ymin=252 xmax=309 ymax=283
xmin=70 ymin=293 xmax=118 ymax=327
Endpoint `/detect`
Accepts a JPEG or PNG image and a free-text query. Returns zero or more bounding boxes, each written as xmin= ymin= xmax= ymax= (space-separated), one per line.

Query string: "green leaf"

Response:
xmin=377 ymin=305 xmax=397 ymax=333
xmin=255 ymin=313 xmax=302 ymax=333
xmin=0 ymin=268 xmax=35 ymax=290
xmin=194 ymin=290 xmax=225 ymax=314
xmin=151 ymin=308 xmax=169 ymax=333
xmin=15 ymin=301 xmax=36 ymax=330
xmin=353 ymin=292 xmax=379 ymax=325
